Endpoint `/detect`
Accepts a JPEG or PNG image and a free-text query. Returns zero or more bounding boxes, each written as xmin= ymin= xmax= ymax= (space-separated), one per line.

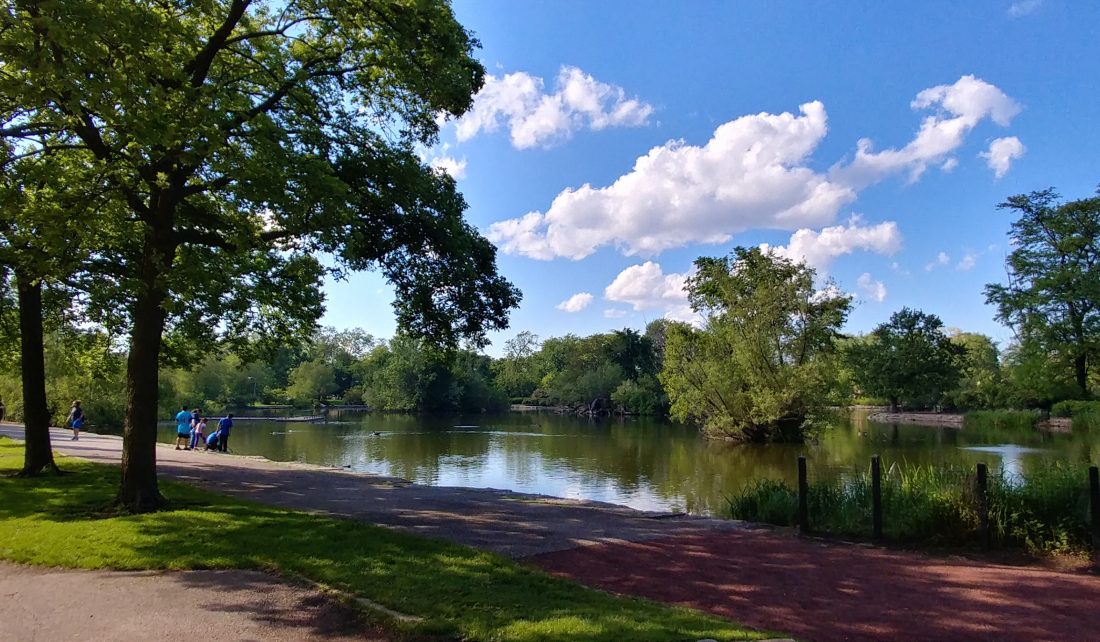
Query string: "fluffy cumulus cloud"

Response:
xmin=980 ymin=137 xmax=1026 ymax=178
xmin=489 ymin=75 xmax=1019 ymax=261
xmin=453 ymin=66 xmax=653 ymax=149
xmin=760 ymin=216 xmax=902 ymax=272
xmin=856 ymin=273 xmax=887 ymax=302
xmin=603 ymin=261 xmax=702 ymax=325
xmin=555 ymin=292 xmax=594 ymax=313
xmin=833 ymin=75 xmax=1021 ymax=188
xmin=430 ymin=155 xmax=467 ymax=180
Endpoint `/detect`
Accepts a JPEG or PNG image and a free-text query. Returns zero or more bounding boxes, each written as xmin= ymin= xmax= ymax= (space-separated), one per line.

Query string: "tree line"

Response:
xmin=5 ymin=180 xmax=1099 ymax=447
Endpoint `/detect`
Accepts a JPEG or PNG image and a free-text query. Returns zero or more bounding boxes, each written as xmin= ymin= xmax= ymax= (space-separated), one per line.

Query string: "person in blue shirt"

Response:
xmin=66 ymin=401 xmax=85 ymax=441
xmin=174 ymin=406 xmax=192 ymax=450
xmin=216 ymin=414 xmax=234 ymax=453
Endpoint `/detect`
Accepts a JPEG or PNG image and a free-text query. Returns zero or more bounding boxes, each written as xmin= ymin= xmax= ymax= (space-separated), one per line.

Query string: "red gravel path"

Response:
xmin=530 ymin=529 xmax=1100 ymax=642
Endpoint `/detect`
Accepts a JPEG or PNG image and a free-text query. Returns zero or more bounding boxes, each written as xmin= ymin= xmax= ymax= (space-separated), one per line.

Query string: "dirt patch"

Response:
xmin=0 ymin=563 xmax=388 ymax=642
xmin=530 ymin=529 xmax=1100 ymax=642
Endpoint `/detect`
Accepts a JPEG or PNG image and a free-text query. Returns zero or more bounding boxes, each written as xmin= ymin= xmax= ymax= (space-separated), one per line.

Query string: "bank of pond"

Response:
xmin=154 ymin=407 xmax=1099 ymax=557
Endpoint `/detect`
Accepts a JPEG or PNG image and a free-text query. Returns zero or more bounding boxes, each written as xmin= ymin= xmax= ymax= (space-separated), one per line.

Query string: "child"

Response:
xmin=189 ymin=416 xmax=207 ymax=450
xmin=66 ymin=400 xmax=85 ymax=441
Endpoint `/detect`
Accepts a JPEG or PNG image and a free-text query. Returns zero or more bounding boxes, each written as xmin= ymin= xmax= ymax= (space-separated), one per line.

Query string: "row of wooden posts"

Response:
xmin=795 ymin=455 xmax=1100 ymax=557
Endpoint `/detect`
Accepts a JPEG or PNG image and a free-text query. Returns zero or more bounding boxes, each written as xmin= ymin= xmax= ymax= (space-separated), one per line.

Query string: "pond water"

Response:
xmin=159 ymin=409 xmax=1100 ymax=516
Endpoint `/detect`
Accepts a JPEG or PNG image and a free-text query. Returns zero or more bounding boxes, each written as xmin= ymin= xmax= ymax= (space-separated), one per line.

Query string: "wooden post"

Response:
xmin=871 ymin=455 xmax=883 ymax=541
xmin=1089 ymin=466 xmax=1099 ymax=566
xmin=976 ymin=463 xmax=989 ymax=549
xmin=798 ymin=456 xmax=809 ymax=534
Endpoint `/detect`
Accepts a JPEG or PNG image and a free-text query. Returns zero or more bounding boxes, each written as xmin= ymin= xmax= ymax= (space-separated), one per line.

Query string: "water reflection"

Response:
xmin=158 ymin=410 xmax=1099 ymax=516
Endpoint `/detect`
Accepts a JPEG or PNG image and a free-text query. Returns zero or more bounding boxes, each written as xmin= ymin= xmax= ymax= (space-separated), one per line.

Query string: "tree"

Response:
xmin=660 ymin=247 xmax=851 ymax=442
xmin=985 ymin=187 xmax=1100 ymax=397
xmin=944 ymin=331 xmax=1003 ymax=410
xmin=847 ymin=308 xmax=963 ymax=411
xmin=286 ymin=359 xmax=337 ymax=405
xmin=1 ymin=1 xmax=519 ymax=510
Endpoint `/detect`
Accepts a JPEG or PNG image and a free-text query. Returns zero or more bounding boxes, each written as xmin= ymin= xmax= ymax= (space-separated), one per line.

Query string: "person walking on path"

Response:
xmin=65 ymin=401 xmax=85 ymax=441
xmin=216 ymin=414 xmax=233 ymax=453
xmin=175 ymin=406 xmax=192 ymax=450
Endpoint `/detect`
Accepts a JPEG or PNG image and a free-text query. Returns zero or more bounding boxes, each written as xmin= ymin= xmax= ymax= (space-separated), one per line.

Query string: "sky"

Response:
xmin=320 ymin=0 xmax=1100 ymax=356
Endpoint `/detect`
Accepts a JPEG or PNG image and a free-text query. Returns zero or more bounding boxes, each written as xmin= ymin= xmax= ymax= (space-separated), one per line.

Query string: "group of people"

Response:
xmin=175 ymin=406 xmax=233 ymax=452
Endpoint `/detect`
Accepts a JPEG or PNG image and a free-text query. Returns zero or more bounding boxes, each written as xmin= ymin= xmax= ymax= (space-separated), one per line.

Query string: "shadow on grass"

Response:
xmin=0 ymin=443 xmax=764 ymax=642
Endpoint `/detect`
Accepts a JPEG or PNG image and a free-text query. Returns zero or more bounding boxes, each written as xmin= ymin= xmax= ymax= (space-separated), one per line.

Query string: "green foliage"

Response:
xmin=0 ymin=439 xmax=764 ymax=642
xmin=729 ymin=461 xmax=1095 ymax=554
xmin=985 ymin=187 xmax=1100 ymax=396
xmin=285 ymin=359 xmax=338 ymax=405
xmin=846 ymin=308 xmax=963 ymax=410
xmin=611 ymin=375 xmax=668 ymax=415
xmin=661 ymin=247 xmax=851 ymax=442
xmin=963 ymin=410 xmax=1041 ymax=431
xmin=943 ymin=332 xmax=1005 ymax=410
xmin=1050 ymin=400 xmax=1100 ymax=417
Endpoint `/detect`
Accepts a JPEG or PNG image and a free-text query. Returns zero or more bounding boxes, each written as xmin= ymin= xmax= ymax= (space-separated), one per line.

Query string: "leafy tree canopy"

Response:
xmin=846 ymin=308 xmax=963 ymax=411
xmin=660 ymin=247 xmax=851 ymax=442
xmin=985 ymin=187 xmax=1100 ymax=396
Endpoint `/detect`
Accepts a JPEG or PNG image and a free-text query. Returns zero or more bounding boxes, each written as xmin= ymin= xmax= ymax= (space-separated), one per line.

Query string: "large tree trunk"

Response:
xmin=116 ymin=233 xmax=171 ymax=512
xmin=16 ymin=271 xmax=57 ymax=476
xmin=1074 ymin=353 xmax=1088 ymax=397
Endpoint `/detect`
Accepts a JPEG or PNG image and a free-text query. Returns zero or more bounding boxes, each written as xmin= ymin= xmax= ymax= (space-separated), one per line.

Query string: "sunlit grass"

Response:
xmin=0 ymin=437 xmax=768 ymax=641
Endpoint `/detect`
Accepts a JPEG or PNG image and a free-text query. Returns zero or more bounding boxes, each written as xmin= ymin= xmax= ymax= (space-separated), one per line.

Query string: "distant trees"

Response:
xmin=985 ymin=187 xmax=1100 ymax=397
xmin=847 ymin=309 xmax=962 ymax=411
xmin=660 ymin=248 xmax=851 ymax=442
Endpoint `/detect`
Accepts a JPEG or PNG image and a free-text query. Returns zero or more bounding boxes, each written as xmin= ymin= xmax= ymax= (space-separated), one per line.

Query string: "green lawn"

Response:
xmin=0 ymin=438 xmax=770 ymax=641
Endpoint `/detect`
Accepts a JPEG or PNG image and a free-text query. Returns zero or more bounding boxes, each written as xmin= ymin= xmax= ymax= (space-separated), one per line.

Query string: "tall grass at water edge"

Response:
xmin=1051 ymin=400 xmax=1100 ymax=431
xmin=728 ymin=461 xmax=1096 ymax=555
xmin=963 ymin=410 xmax=1042 ymax=431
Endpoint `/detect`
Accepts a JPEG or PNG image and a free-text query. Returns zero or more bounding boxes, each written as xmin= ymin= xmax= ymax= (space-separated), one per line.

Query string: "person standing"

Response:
xmin=189 ymin=415 xmax=206 ymax=450
xmin=216 ymin=413 xmax=233 ymax=453
xmin=66 ymin=401 xmax=85 ymax=441
xmin=175 ymin=406 xmax=192 ymax=450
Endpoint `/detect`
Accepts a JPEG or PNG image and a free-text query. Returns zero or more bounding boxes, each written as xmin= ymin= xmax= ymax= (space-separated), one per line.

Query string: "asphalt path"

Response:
xmin=0 ymin=425 xmax=748 ymax=558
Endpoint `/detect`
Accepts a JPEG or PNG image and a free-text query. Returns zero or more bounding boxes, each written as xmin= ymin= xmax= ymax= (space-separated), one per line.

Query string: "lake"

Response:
xmin=159 ymin=409 xmax=1100 ymax=516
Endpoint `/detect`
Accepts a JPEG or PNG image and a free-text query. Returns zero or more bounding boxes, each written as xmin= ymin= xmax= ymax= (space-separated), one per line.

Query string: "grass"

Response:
xmin=0 ymin=438 xmax=767 ymax=642
xmin=963 ymin=410 xmax=1042 ymax=431
xmin=729 ymin=461 xmax=1096 ymax=555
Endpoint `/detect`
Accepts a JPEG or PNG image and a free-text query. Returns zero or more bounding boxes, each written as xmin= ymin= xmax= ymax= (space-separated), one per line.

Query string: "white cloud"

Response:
xmin=925 ymin=251 xmax=951 ymax=271
xmin=940 ymin=158 xmax=959 ymax=172
xmin=956 ymin=252 xmax=978 ymax=271
xmin=856 ymin=273 xmax=887 ymax=302
xmin=980 ymin=137 xmax=1026 ymax=178
xmin=604 ymin=262 xmax=691 ymax=311
xmin=555 ymin=292 xmax=593 ymax=313
xmin=489 ymin=75 xmax=1018 ymax=261
xmin=603 ymin=261 xmax=703 ymax=326
xmin=833 ymin=75 xmax=1021 ymax=187
xmin=603 ymin=309 xmax=627 ymax=319
xmin=1008 ymin=0 xmax=1042 ymax=17
xmin=454 ymin=66 xmax=653 ymax=149
xmin=760 ymin=215 xmax=902 ymax=272
xmin=430 ymin=155 xmax=467 ymax=180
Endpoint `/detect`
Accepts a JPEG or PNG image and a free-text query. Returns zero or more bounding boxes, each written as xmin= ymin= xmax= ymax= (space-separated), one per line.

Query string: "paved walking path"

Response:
xmin=0 ymin=562 xmax=385 ymax=642
xmin=5 ymin=426 xmax=1100 ymax=642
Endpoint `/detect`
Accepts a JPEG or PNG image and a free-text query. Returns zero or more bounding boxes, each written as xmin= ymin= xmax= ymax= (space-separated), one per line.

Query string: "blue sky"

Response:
xmin=321 ymin=0 xmax=1100 ymax=355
